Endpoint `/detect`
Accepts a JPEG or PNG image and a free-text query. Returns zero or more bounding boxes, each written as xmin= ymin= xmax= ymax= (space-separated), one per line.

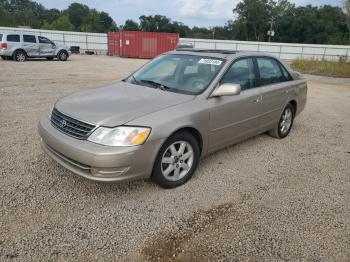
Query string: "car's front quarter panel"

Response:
xmin=54 ymin=46 xmax=70 ymax=56
xmin=126 ymin=97 xmax=210 ymax=155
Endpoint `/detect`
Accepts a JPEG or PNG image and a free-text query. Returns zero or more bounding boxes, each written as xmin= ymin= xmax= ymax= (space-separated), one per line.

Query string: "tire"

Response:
xmin=46 ymin=57 xmax=54 ymax=61
xmin=269 ymin=103 xmax=295 ymax=139
xmin=57 ymin=51 xmax=68 ymax=61
xmin=152 ymin=131 xmax=200 ymax=188
xmin=13 ymin=50 xmax=27 ymax=62
xmin=1 ymin=56 xmax=5 ymax=60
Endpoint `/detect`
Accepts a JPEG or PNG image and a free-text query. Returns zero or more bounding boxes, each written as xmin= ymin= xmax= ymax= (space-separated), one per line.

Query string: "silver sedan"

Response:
xmin=39 ymin=49 xmax=307 ymax=188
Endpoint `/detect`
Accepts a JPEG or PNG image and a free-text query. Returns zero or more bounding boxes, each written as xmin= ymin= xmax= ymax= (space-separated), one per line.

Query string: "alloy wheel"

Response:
xmin=16 ymin=52 xmax=26 ymax=62
xmin=280 ymin=107 xmax=293 ymax=135
xmin=161 ymin=141 xmax=194 ymax=181
xmin=60 ymin=52 xmax=67 ymax=61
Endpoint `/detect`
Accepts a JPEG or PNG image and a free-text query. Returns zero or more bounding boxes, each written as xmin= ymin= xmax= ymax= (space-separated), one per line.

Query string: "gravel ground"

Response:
xmin=1 ymin=55 xmax=349 ymax=261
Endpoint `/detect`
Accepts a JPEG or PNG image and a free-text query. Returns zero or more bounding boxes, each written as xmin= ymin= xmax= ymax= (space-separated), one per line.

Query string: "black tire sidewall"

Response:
xmin=14 ymin=50 xmax=26 ymax=62
xmin=152 ymin=132 xmax=200 ymax=188
xmin=277 ymin=104 xmax=295 ymax=138
xmin=58 ymin=51 xmax=68 ymax=61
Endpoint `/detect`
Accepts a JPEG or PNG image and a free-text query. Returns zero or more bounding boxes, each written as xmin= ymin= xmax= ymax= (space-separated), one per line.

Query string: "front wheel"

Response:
xmin=57 ymin=51 xmax=68 ymax=61
xmin=152 ymin=131 xmax=200 ymax=188
xmin=269 ymin=103 xmax=295 ymax=139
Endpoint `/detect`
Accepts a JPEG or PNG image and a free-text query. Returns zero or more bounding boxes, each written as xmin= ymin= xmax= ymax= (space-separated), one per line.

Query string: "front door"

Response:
xmin=208 ymin=57 xmax=262 ymax=151
xmin=38 ymin=36 xmax=55 ymax=56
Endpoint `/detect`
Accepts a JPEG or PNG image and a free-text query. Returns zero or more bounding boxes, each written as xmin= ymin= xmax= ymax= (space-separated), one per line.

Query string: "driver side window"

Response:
xmin=38 ymin=36 xmax=52 ymax=44
xmin=220 ymin=58 xmax=256 ymax=91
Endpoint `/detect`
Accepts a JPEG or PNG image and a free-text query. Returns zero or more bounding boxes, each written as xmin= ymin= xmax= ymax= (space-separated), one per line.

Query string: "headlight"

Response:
xmin=88 ymin=126 xmax=151 ymax=147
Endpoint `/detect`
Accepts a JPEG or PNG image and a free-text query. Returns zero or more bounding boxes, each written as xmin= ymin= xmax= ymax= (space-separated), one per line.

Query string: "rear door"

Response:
xmin=38 ymin=36 xmax=55 ymax=56
xmin=208 ymin=57 xmax=262 ymax=151
xmin=23 ymin=34 xmax=39 ymax=57
xmin=255 ymin=57 xmax=293 ymax=130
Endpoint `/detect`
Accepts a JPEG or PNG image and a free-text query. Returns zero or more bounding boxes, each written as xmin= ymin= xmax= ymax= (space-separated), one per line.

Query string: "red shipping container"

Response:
xmin=108 ymin=32 xmax=120 ymax=56
xmin=108 ymin=31 xmax=179 ymax=58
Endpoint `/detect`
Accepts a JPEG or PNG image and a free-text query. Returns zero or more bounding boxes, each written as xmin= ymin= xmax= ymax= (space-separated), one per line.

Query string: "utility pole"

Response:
xmin=212 ymin=28 xmax=215 ymax=40
xmin=267 ymin=17 xmax=275 ymax=42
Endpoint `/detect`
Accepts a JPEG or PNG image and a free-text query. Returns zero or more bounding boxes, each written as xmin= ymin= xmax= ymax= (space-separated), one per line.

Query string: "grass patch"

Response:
xmin=291 ymin=58 xmax=350 ymax=78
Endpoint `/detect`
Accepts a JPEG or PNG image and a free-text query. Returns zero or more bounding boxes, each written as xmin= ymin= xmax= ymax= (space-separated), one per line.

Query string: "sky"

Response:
xmin=35 ymin=0 xmax=343 ymax=27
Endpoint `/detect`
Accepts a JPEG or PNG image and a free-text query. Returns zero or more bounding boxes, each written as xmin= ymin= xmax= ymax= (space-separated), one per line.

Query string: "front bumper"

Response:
xmin=38 ymin=117 xmax=165 ymax=182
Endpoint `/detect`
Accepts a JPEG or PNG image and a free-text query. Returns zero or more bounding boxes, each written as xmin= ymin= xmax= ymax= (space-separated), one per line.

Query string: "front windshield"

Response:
xmin=126 ymin=54 xmax=225 ymax=95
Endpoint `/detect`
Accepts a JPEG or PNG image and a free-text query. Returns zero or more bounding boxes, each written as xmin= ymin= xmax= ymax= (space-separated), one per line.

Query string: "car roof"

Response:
xmin=1 ymin=32 xmax=39 ymax=35
xmin=167 ymin=48 xmax=278 ymax=60
xmin=167 ymin=48 xmax=234 ymax=59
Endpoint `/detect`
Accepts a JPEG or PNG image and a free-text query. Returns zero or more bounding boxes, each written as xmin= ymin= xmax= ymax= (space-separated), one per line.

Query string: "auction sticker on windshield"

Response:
xmin=198 ymin=58 xmax=223 ymax=66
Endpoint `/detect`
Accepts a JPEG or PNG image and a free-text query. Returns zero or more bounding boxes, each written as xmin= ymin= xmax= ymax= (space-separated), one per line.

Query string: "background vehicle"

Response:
xmin=39 ymin=50 xmax=307 ymax=188
xmin=0 ymin=32 xmax=70 ymax=62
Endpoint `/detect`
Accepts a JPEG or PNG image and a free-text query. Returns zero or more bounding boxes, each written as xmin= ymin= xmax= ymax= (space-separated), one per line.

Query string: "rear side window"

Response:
xmin=23 ymin=35 xmax=36 ymax=43
xmin=220 ymin=58 xmax=256 ymax=90
xmin=280 ymin=64 xmax=292 ymax=81
xmin=257 ymin=58 xmax=284 ymax=85
xmin=7 ymin=34 xmax=20 ymax=42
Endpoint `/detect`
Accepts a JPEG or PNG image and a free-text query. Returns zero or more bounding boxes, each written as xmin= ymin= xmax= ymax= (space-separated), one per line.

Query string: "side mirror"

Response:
xmin=211 ymin=83 xmax=241 ymax=97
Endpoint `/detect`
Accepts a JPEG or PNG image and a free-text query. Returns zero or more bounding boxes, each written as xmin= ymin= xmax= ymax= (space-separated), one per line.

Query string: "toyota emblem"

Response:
xmin=61 ymin=120 xmax=67 ymax=128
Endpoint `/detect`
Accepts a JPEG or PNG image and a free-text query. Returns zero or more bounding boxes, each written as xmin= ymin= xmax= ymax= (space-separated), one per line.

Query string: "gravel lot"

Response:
xmin=1 ymin=55 xmax=349 ymax=261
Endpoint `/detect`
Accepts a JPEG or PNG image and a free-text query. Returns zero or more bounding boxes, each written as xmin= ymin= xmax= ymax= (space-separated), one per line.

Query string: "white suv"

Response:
xmin=0 ymin=32 xmax=71 ymax=62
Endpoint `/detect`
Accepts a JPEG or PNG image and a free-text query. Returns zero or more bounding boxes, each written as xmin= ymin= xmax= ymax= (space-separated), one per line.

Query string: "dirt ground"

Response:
xmin=0 ymin=55 xmax=349 ymax=261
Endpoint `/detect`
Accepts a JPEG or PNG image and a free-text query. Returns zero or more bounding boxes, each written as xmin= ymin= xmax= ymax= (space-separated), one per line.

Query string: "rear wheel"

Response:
xmin=269 ymin=103 xmax=295 ymax=139
xmin=57 ymin=51 xmax=68 ymax=61
xmin=13 ymin=50 xmax=27 ymax=62
xmin=152 ymin=131 xmax=200 ymax=188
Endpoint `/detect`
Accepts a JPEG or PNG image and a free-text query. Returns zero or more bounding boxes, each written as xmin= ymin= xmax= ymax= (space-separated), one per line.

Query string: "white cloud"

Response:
xmin=177 ymin=0 xmax=239 ymax=20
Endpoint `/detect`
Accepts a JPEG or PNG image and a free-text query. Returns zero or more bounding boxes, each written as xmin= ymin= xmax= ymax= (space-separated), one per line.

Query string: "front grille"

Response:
xmin=51 ymin=108 xmax=96 ymax=139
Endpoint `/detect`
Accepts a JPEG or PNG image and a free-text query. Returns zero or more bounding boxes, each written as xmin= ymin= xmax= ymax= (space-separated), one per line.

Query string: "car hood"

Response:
xmin=55 ymin=82 xmax=195 ymax=127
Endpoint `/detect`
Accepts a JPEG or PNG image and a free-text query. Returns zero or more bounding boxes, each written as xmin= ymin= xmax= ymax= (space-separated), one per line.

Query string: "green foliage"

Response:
xmin=0 ymin=0 xmax=116 ymax=32
xmin=233 ymin=0 xmax=270 ymax=41
xmin=0 ymin=0 xmax=348 ymax=44
xmin=123 ymin=19 xmax=140 ymax=31
xmin=291 ymin=58 xmax=350 ymax=77
xmin=42 ymin=15 xmax=74 ymax=31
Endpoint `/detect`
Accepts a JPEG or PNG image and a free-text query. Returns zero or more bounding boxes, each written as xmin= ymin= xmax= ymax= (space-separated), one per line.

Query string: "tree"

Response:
xmin=0 ymin=2 xmax=15 ymax=26
xmin=42 ymin=15 xmax=74 ymax=31
xmin=344 ymin=0 xmax=350 ymax=44
xmin=139 ymin=15 xmax=172 ymax=32
xmin=123 ymin=19 xmax=139 ymax=31
xmin=233 ymin=0 xmax=270 ymax=41
xmin=66 ymin=3 xmax=90 ymax=30
xmin=0 ymin=0 xmax=348 ymax=44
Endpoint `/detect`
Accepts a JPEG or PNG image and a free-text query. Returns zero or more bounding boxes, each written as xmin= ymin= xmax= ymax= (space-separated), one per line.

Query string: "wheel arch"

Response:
xmin=56 ymin=49 xmax=68 ymax=56
xmin=289 ymin=99 xmax=297 ymax=115
xmin=13 ymin=49 xmax=28 ymax=56
xmin=167 ymin=126 xmax=203 ymax=154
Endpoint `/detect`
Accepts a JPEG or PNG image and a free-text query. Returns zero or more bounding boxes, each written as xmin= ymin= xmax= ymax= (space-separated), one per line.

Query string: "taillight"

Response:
xmin=1 ymin=42 xmax=7 ymax=49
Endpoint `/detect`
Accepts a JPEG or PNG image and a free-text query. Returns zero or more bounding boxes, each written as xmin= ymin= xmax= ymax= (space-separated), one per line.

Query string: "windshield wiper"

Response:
xmin=139 ymin=79 xmax=171 ymax=91
xmin=131 ymin=75 xmax=139 ymax=84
